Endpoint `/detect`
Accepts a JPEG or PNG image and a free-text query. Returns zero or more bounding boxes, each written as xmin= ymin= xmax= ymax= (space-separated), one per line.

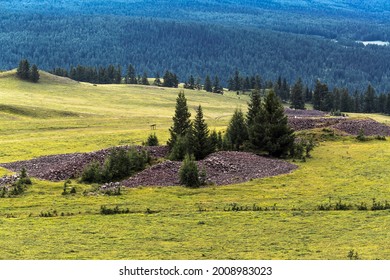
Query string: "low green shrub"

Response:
xmin=145 ymin=133 xmax=159 ymax=146
xmin=81 ymin=147 xmax=150 ymax=184
xmin=179 ymin=154 xmax=200 ymax=188
xmin=100 ymin=205 xmax=130 ymax=215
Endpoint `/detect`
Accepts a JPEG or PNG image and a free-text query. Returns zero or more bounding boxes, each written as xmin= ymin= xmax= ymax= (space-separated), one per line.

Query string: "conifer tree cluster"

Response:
xmin=168 ymin=91 xmax=216 ymax=161
xmin=226 ymin=89 xmax=295 ymax=157
xmin=16 ymin=59 xmax=40 ymax=83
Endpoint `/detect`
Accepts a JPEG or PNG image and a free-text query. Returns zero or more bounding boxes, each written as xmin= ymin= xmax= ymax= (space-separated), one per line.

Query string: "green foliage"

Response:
xmin=16 ymin=59 xmax=30 ymax=80
xmin=7 ymin=168 xmax=33 ymax=196
xmin=291 ymin=137 xmax=316 ymax=160
xmin=290 ymin=78 xmax=305 ymax=109
xmin=19 ymin=167 xmax=32 ymax=185
xmin=100 ymin=205 xmax=130 ymax=215
xmin=39 ymin=209 xmax=58 ymax=218
xmin=167 ymin=91 xmax=191 ymax=149
xmin=212 ymin=76 xmax=222 ymax=93
xmin=249 ymin=90 xmax=295 ymax=157
xmin=81 ymin=148 xmax=149 ymax=183
xmin=224 ymin=203 xmax=277 ymax=212
xmin=317 ymin=199 xmax=353 ymax=211
xmin=226 ymin=108 xmax=248 ymax=151
xmin=153 ymin=72 xmax=162 ymax=86
xmin=81 ymin=161 xmax=102 ymax=183
xmin=192 ymin=105 xmax=214 ymax=160
xmin=145 ymin=133 xmax=159 ymax=146
xmin=62 ymin=179 xmax=71 ymax=195
xmin=356 ymin=129 xmax=367 ymax=142
xmin=347 ymin=250 xmax=360 ymax=260
xmin=179 ymin=154 xmax=200 ymax=188
xmin=199 ymin=167 xmax=207 ymax=186
xmin=29 ymin=64 xmax=40 ymax=83
xmin=141 ymin=72 xmax=149 ymax=85
xmin=204 ymin=75 xmax=212 ymax=92
xmin=246 ymin=89 xmax=261 ymax=128
xmin=125 ymin=64 xmax=137 ymax=84
xmin=162 ymin=71 xmax=179 ymax=88
xmin=371 ymin=198 xmax=390 ymax=211
xmin=209 ymin=130 xmax=218 ymax=152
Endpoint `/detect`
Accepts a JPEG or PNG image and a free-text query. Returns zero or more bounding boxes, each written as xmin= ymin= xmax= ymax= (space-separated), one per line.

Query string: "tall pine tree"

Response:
xmin=204 ymin=75 xmax=212 ymax=92
xmin=29 ymin=64 xmax=40 ymax=83
xmin=290 ymin=78 xmax=305 ymax=109
xmin=226 ymin=109 xmax=248 ymax=151
xmin=16 ymin=59 xmax=30 ymax=80
xmin=249 ymin=90 xmax=294 ymax=157
xmin=126 ymin=64 xmax=137 ymax=84
xmin=167 ymin=91 xmax=192 ymax=149
xmin=193 ymin=105 xmax=213 ymax=160
xmin=246 ymin=89 xmax=261 ymax=128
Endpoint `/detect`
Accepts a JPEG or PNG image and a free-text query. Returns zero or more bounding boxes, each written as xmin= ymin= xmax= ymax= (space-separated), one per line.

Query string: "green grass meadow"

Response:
xmin=0 ymin=71 xmax=390 ymax=260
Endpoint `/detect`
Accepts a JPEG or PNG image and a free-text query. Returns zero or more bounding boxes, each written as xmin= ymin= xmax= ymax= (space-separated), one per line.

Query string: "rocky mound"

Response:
xmin=0 ymin=146 xmax=169 ymax=181
xmin=288 ymin=117 xmax=345 ymax=131
xmin=332 ymin=119 xmax=390 ymax=136
xmin=284 ymin=108 xmax=326 ymax=117
xmin=122 ymin=151 xmax=297 ymax=187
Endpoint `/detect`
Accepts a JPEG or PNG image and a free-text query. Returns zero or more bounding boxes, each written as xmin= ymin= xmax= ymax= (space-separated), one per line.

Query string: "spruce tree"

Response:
xmin=126 ymin=64 xmax=137 ymax=84
xmin=249 ymin=90 xmax=294 ymax=157
xmin=290 ymin=78 xmax=305 ymax=109
xmin=29 ymin=64 xmax=40 ymax=83
xmin=16 ymin=59 xmax=30 ymax=80
xmin=263 ymin=90 xmax=295 ymax=157
xmin=313 ymin=79 xmax=329 ymax=111
xmin=141 ymin=72 xmax=149 ymax=85
xmin=115 ymin=65 xmax=122 ymax=84
xmin=246 ymin=89 xmax=261 ymax=128
xmin=153 ymin=72 xmax=162 ymax=86
xmin=167 ymin=91 xmax=192 ymax=149
xmin=364 ymin=84 xmax=376 ymax=113
xmin=204 ymin=75 xmax=212 ymax=92
xmin=193 ymin=105 xmax=212 ymax=160
xmin=213 ymin=75 xmax=222 ymax=93
xmin=226 ymin=109 xmax=248 ymax=151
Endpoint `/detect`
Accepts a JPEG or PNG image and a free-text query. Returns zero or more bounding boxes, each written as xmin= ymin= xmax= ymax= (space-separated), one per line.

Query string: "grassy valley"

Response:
xmin=0 ymin=72 xmax=390 ymax=259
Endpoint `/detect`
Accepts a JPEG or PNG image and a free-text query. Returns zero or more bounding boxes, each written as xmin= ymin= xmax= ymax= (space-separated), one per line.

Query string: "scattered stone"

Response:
xmin=284 ymin=108 xmax=327 ymax=117
xmin=332 ymin=119 xmax=390 ymax=136
xmin=122 ymin=151 xmax=298 ymax=187
xmin=0 ymin=146 xmax=169 ymax=182
xmin=288 ymin=117 xmax=345 ymax=131
xmin=0 ymin=174 xmax=20 ymax=189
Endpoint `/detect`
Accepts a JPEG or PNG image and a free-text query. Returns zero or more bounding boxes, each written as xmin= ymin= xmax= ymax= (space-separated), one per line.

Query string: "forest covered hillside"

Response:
xmin=1 ymin=0 xmax=390 ymax=91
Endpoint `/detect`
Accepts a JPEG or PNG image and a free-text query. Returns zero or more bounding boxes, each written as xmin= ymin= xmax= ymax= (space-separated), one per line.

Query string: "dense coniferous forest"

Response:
xmin=1 ymin=1 xmax=390 ymax=91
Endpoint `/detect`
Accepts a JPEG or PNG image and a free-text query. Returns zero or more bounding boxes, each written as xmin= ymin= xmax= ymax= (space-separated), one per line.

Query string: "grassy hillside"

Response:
xmin=0 ymin=70 xmax=247 ymax=162
xmin=1 ymin=72 xmax=390 ymax=260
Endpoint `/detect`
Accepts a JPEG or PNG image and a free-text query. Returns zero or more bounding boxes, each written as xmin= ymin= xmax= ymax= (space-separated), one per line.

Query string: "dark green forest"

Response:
xmin=1 ymin=0 xmax=390 ymax=92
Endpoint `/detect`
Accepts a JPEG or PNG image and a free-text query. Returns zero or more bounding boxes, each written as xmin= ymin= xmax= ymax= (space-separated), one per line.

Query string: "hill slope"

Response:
xmin=0 ymin=70 xmax=246 ymax=162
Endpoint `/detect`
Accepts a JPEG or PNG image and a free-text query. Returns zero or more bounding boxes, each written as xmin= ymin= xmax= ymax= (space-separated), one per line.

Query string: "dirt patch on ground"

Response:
xmin=122 ymin=151 xmax=297 ymax=187
xmin=332 ymin=119 xmax=390 ymax=136
xmin=0 ymin=146 xmax=169 ymax=181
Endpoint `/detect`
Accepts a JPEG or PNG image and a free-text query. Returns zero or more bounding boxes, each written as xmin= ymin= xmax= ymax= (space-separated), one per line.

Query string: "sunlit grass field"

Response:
xmin=0 ymin=71 xmax=389 ymax=260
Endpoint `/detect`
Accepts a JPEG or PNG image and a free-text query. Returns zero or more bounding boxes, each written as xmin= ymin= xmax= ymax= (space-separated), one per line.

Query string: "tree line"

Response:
xmin=2 ymin=15 xmax=390 ymax=92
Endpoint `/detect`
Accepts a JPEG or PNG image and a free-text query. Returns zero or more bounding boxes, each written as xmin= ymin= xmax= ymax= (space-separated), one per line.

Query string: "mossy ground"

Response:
xmin=0 ymin=71 xmax=389 ymax=260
